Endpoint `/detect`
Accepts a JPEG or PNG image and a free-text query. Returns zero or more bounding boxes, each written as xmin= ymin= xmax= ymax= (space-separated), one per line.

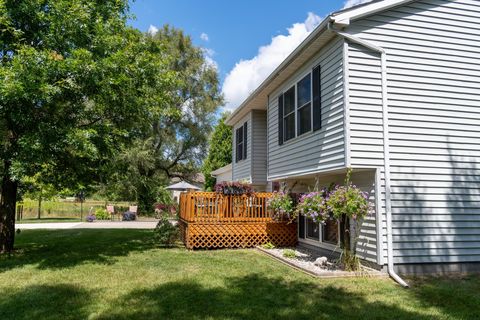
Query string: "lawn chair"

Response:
xmin=106 ymin=205 xmax=115 ymax=221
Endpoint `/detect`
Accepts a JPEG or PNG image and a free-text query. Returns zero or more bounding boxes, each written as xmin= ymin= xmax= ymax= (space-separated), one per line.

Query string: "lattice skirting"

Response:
xmin=179 ymin=220 xmax=297 ymax=249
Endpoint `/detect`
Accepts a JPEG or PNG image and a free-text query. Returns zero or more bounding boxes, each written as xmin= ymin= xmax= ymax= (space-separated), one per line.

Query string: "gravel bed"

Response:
xmin=257 ymin=246 xmax=385 ymax=278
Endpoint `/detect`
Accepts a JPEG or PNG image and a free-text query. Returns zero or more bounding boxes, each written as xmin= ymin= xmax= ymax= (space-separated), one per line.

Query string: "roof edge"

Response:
xmin=331 ymin=0 xmax=414 ymax=25
xmin=211 ymin=163 xmax=232 ymax=176
xmin=225 ymin=16 xmax=332 ymax=126
xmin=225 ymin=0 xmax=416 ymax=126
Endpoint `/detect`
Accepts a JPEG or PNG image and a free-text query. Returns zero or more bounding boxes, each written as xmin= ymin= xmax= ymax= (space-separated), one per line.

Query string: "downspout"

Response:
xmin=328 ymin=21 xmax=409 ymax=288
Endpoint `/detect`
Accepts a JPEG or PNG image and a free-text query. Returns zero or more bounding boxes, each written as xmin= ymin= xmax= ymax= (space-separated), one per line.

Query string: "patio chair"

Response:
xmin=106 ymin=205 xmax=115 ymax=221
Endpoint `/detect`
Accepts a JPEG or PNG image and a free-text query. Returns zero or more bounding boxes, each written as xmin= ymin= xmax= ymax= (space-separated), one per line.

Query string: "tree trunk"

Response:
xmin=38 ymin=197 xmax=42 ymax=220
xmin=339 ymin=214 xmax=350 ymax=252
xmin=0 ymin=163 xmax=18 ymax=253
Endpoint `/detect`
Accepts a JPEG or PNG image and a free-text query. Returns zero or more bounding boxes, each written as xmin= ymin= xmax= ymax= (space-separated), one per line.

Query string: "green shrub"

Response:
xmin=283 ymin=249 xmax=296 ymax=259
xmin=95 ymin=208 xmax=110 ymax=220
xmin=261 ymin=242 xmax=275 ymax=249
xmin=154 ymin=214 xmax=179 ymax=246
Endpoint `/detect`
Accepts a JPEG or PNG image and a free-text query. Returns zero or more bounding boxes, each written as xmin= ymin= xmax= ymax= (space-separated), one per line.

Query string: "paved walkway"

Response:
xmin=15 ymin=221 xmax=158 ymax=230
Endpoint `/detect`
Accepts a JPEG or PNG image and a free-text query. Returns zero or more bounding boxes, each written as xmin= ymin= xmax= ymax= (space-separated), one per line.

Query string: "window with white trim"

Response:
xmin=278 ymin=66 xmax=321 ymax=145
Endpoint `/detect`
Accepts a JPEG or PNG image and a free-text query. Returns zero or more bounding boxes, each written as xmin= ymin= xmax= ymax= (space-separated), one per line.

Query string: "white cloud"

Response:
xmin=148 ymin=24 xmax=158 ymax=35
xmin=200 ymin=32 xmax=209 ymax=42
xmin=202 ymin=48 xmax=218 ymax=70
xmin=222 ymin=12 xmax=322 ymax=111
xmin=343 ymin=0 xmax=373 ymax=9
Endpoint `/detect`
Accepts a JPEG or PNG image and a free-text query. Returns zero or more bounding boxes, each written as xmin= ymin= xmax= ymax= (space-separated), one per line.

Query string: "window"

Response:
xmin=235 ymin=122 xmax=247 ymax=162
xmin=298 ymin=213 xmax=339 ymax=246
xmin=297 ymin=74 xmax=311 ymax=135
xmin=322 ymin=219 xmax=339 ymax=244
xmin=278 ymin=67 xmax=322 ymax=145
xmin=306 ymin=217 xmax=319 ymax=240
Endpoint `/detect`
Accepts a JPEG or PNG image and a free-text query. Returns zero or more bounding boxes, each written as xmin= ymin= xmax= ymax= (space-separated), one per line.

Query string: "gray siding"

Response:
xmin=267 ymin=39 xmax=346 ymax=179
xmin=232 ymin=113 xmax=251 ymax=182
xmin=347 ymin=0 xmax=480 ymax=264
xmin=251 ymin=110 xmax=268 ymax=184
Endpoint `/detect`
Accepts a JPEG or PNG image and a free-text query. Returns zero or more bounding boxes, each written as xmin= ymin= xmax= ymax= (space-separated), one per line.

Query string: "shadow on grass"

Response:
xmin=96 ymin=275 xmax=442 ymax=320
xmin=0 ymin=284 xmax=92 ymax=320
xmin=409 ymin=275 xmax=480 ymax=320
xmin=0 ymin=229 xmax=157 ymax=272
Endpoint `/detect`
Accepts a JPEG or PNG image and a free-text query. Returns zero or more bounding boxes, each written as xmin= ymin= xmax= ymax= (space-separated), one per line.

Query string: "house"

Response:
xmin=168 ymin=174 xmax=205 ymax=203
xmin=210 ymin=163 xmax=233 ymax=185
xmin=225 ymin=0 xmax=480 ymax=276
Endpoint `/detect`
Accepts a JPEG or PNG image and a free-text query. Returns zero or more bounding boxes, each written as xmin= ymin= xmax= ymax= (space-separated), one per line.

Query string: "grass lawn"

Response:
xmin=0 ymin=230 xmax=479 ymax=320
xmin=16 ymin=218 xmax=82 ymax=224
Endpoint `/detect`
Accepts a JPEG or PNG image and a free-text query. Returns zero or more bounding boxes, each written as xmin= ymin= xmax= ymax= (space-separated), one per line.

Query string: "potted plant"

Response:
xmin=214 ymin=181 xmax=253 ymax=196
xmin=325 ymin=168 xmax=370 ymax=271
xmin=295 ymin=189 xmax=329 ymax=223
xmin=267 ymin=191 xmax=295 ymax=221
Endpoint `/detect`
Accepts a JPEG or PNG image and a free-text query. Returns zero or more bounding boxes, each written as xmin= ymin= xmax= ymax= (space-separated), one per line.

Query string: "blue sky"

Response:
xmin=128 ymin=0 xmax=369 ymax=110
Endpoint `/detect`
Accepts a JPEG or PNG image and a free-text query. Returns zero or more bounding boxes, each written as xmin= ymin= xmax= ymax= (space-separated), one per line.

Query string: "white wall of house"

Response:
xmin=251 ymin=110 xmax=268 ymax=185
xmin=231 ymin=110 xmax=268 ymax=189
xmin=346 ymin=0 xmax=480 ymax=265
xmin=211 ymin=164 xmax=232 ymax=184
xmin=232 ymin=112 xmax=251 ymax=182
xmin=267 ymin=38 xmax=346 ymax=180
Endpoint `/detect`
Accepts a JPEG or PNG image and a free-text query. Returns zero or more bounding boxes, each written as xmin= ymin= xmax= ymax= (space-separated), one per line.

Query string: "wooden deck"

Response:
xmin=179 ymin=192 xmax=297 ymax=249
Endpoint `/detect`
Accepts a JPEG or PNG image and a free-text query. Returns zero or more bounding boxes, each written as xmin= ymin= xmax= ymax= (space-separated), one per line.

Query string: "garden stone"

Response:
xmin=314 ymin=256 xmax=328 ymax=267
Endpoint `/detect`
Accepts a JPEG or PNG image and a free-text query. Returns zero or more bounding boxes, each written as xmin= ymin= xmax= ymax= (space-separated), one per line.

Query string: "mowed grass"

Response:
xmin=15 ymin=218 xmax=82 ymax=224
xmin=0 ymin=230 xmax=479 ymax=320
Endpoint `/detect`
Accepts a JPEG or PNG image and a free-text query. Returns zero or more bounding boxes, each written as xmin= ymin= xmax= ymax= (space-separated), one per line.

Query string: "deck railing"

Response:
xmin=179 ymin=192 xmax=274 ymax=223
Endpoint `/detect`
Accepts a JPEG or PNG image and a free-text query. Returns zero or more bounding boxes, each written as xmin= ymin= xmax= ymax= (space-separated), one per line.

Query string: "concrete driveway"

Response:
xmin=15 ymin=221 xmax=158 ymax=230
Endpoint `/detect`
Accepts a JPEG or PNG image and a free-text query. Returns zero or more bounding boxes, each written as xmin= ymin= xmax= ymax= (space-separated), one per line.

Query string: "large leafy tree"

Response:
xmin=0 ymin=0 xmax=177 ymax=252
xmin=98 ymin=25 xmax=223 ymax=213
xmin=202 ymin=113 xmax=232 ymax=190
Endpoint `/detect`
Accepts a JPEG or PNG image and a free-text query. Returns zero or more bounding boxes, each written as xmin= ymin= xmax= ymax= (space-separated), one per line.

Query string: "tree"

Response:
xmin=202 ymin=113 xmax=233 ymax=190
xmin=21 ymin=173 xmax=58 ymax=219
xmin=0 ymin=0 xmax=177 ymax=252
xmin=97 ymin=25 xmax=223 ymax=213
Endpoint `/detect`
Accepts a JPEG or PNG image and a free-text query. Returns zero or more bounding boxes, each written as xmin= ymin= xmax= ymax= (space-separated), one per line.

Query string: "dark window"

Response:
xmin=243 ymin=122 xmax=248 ymax=159
xmin=297 ymin=102 xmax=311 ymax=135
xmin=236 ymin=122 xmax=247 ymax=162
xmin=297 ymin=74 xmax=312 ymax=136
xmin=235 ymin=127 xmax=243 ymax=162
xmin=322 ymin=219 xmax=338 ymax=244
xmin=283 ymin=86 xmax=296 ymax=141
xmin=306 ymin=218 xmax=319 ymax=240
xmin=297 ymin=74 xmax=311 ymax=108
xmin=298 ymin=214 xmax=305 ymax=239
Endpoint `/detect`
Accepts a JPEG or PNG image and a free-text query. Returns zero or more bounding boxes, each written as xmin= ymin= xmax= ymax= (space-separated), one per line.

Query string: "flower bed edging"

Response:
xmin=256 ymin=246 xmax=387 ymax=279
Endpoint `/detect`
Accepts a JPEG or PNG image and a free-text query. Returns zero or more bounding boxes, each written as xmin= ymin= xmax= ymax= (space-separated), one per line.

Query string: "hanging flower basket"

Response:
xmin=267 ymin=191 xmax=295 ymax=221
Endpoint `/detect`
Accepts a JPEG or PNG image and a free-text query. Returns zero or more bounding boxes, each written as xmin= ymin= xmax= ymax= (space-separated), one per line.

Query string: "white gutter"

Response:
xmin=328 ymin=21 xmax=408 ymax=288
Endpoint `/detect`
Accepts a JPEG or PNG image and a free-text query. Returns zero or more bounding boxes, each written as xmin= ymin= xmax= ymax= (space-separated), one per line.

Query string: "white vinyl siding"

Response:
xmin=251 ymin=110 xmax=268 ymax=184
xmin=232 ymin=113 xmax=251 ymax=182
xmin=232 ymin=111 xmax=268 ymax=186
xmin=267 ymin=39 xmax=346 ymax=179
xmin=347 ymin=0 xmax=480 ymax=265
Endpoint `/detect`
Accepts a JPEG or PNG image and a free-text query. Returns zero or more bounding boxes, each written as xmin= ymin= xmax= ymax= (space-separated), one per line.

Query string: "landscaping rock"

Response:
xmin=314 ymin=256 xmax=328 ymax=267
